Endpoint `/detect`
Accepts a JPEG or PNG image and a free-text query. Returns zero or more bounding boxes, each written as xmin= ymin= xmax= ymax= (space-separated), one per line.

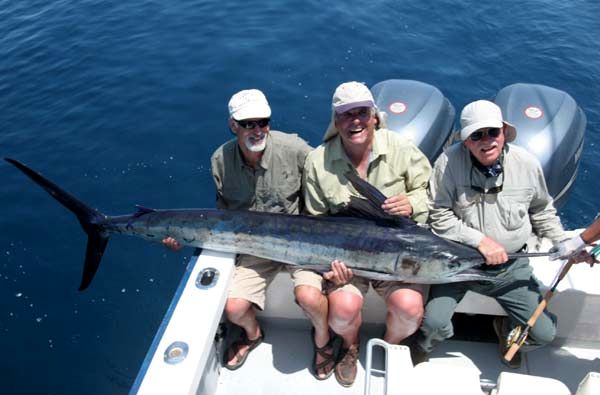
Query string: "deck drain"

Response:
xmin=196 ymin=267 xmax=219 ymax=289
xmin=164 ymin=341 xmax=189 ymax=364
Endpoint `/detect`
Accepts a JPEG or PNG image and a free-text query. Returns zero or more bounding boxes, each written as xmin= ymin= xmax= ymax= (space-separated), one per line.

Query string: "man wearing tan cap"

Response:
xmin=164 ymin=89 xmax=333 ymax=378
xmin=414 ymin=99 xmax=567 ymax=368
xmin=303 ymin=81 xmax=432 ymax=387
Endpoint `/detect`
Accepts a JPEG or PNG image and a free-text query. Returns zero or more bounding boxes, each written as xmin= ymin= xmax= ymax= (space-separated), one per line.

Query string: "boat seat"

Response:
xmin=364 ymin=338 xmax=484 ymax=395
xmin=576 ymin=372 xmax=600 ymax=395
xmin=492 ymin=371 xmax=570 ymax=395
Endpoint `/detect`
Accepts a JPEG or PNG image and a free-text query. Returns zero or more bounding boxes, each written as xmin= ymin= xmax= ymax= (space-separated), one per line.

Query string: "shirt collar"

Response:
xmin=326 ymin=128 xmax=388 ymax=166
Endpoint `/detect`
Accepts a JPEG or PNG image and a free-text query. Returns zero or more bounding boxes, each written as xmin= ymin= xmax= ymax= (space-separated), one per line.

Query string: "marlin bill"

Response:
xmin=5 ymin=158 xmax=494 ymax=291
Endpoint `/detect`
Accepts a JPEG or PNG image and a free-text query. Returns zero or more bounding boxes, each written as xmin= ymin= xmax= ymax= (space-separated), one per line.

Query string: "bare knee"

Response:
xmin=328 ymin=291 xmax=362 ymax=328
xmin=294 ymin=285 xmax=325 ymax=314
xmin=225 ymin=298 xmax=252 ymax=323
xmin=386 ymin=290 xmax=424 ymax=322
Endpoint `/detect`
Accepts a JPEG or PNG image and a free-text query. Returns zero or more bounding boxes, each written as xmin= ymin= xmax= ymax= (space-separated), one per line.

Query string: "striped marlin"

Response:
xmin=6 ymin=157 xmax=497 ymax=291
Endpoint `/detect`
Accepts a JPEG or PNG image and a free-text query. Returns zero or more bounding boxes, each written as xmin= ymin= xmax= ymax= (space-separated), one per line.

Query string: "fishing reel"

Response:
xmin=506 ymin=325 xmax=528 ymax=348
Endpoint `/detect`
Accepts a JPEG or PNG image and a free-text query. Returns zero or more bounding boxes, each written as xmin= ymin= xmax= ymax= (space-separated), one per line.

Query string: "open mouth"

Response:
xmin=349 ymin=127 xmax=365 ymax=135
xmin=480 ymin=144 xmax=497 ymax=153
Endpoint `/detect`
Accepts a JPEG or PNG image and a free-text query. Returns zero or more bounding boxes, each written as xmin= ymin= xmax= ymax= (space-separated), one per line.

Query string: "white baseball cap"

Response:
xmin=228 ymin=89 xmax=272 ymax=120
xmin=460 ymin=100 xmax=516 ymax=142
xmin=332 ymin=81 xmax=375 ymax=114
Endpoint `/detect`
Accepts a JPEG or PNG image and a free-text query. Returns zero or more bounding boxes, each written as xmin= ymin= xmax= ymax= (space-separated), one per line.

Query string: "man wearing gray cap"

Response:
xmin=164 ymin=89 xmax=332 ymax=378
xmin=303 ymin=81 xmax=432 ymax=387
xmin=414 ymin=99 xmax=567 ymax=368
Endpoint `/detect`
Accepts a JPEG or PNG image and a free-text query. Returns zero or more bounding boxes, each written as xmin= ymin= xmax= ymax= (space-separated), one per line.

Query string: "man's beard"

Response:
xmin=244 ymin=134 xmax=267 ymax=152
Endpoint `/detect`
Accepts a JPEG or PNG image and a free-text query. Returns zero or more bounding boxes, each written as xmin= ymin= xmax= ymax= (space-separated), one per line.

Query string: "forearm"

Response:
xmin=428 ymin=206 xmax=485 ymax=248
xmin=581 ymin=218 xmax=600 ymax=244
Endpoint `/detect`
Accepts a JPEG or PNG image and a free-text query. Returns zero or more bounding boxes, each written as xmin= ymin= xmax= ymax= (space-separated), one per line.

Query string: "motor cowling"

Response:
xmin=371 ymin=79 xmax=455 ymax=161
xmin=494 ymin=83 xmax=586 ymax=208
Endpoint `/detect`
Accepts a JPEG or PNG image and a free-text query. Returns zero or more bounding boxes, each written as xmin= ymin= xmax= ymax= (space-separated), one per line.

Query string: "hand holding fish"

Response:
xmin=162 ymin=237 xmax=183 ymax=252
xmin=478 ymin=237 xmax=508 ymax=265
xmin=381 ymin=194 xmax=413 ymax=217
xmin=323 ymin=259 xmax=354 ymax=286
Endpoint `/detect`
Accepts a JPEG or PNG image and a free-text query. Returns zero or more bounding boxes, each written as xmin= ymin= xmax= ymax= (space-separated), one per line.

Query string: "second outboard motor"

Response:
xmin=494 ymin=83 xmax=586 ymax=209
xmin=371 ymin=79 xmax=455 ymax=161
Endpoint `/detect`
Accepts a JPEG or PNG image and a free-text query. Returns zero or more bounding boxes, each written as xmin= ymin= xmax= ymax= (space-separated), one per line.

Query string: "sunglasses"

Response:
xmin=336 ymin=107 xmax=373 ymax=121
xmin=469 ymin=127 xmax=502 ymax=142
xmin=236 ymin=118 xmax=270 ymax=129
xmin=471 ymin=167 xmax=504 ymax=194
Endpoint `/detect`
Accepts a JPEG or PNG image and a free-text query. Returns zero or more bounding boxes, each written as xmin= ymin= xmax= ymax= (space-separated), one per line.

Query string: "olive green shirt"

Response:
xmin=211 ymin=130 xmax=312 ymax=214
xmin=428 ymin=143 xmax=566 ymax=252
xmin=303 ymin=128 xmax=432 ymax=223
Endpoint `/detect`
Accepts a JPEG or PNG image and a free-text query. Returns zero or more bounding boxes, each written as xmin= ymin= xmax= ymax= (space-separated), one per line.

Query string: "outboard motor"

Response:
xmin=494 ymin=83 xmax=586 ymax=208
xmin=371 ymin=79 xmax=455 ymax=161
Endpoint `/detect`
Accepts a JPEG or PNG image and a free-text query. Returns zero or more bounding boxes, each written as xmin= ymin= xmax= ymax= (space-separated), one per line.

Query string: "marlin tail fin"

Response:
xmin=5 ymin=158 xmax=109 ymax=291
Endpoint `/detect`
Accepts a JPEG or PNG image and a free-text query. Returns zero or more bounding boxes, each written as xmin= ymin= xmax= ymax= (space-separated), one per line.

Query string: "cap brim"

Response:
xmin=232 ymin=106 xmax=272 ymax=121
xmin=503 ymin=121 xmax=517 ymax=142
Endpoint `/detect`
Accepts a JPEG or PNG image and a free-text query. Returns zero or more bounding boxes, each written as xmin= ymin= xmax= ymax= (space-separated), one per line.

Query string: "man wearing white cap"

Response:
xmin=303 ymin=81 xmax=432 ymax=387
xmin=164 ymin=89 xmax=332 ymax=377
xmin=414 ymin=99 xmax=567 ymax=368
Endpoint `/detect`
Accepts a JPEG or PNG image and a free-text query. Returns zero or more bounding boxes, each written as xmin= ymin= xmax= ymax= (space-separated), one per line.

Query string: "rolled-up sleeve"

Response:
xmin=210 ymin=152 xmax=227 ymax=209
xmin=427 ymin=153 xmax=485 ymax=248
xmin=404 ymin=145 xmax=432 ymax=223
xmin=302 ymin=155 xmax=330 ymax=216
xmin=528 ymin=164 xmax=566 ymax=242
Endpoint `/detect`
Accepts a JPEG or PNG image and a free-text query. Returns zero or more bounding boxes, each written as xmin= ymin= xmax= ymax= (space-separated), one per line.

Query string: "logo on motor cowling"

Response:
xmin=389 ymin=102 xmax=407 ymax=114
xmin=524 ymin=106 xmax=543 ymax=119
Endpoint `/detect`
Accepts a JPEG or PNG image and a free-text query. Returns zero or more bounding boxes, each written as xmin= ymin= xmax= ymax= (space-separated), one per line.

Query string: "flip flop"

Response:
xmin=223 ymin=328 xmax=265 ymax=371
xmin=311 ymin=328 xmax=336 ymax=380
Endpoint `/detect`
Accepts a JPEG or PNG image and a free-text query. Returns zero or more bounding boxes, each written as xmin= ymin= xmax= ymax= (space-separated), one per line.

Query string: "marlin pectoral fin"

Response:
xmin=133 ymin=205 xmax=156 ymax=218
xmin=452 ymin=268 xmax=503 ymax=283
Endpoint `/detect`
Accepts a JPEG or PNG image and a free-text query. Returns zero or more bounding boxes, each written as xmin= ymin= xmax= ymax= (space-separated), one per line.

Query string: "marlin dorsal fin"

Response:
xmin=343 ymin=171 xmax=417 ymax=228
xmin=345 ymin=171 xmax=387 ymax=206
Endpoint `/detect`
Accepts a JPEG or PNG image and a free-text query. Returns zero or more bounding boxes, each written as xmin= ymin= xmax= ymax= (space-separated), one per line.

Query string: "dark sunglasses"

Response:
xmin=471 ymin=167 xmax=504 ymax=194
xmin=469 ymin=127 xmax=502 ymax=142
xmin=236 ymin=118 xmax=270 ymax=129
xmin=336 ymin=107 xmax=373 ymax=121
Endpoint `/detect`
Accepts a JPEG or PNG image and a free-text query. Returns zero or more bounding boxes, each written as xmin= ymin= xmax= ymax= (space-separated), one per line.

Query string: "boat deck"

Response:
xmin=216 ymin=319 xmax=600 ymax=394
xmin=131 ymin=238 xmax=600 ymax=395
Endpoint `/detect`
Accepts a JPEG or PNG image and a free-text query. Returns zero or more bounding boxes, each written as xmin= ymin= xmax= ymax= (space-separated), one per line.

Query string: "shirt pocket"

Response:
xmin=454 ymin=188 xmax=480 ymax=228
xmin=497 ymin=188 xmax=534 ymax=230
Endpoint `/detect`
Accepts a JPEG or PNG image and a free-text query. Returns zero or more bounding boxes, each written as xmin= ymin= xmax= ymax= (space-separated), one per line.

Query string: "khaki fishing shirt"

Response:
xmin=211 ymin=130 xmax=312 ymax=214
xmin=303 ymin=128 xmax=432 ymax=223
xmin=428 ymin=143 xmax=566 ymax=253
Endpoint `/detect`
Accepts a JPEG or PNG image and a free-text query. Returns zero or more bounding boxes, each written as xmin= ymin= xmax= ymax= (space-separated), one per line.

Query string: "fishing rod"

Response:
xmin=507 ymin=251 xmax=553 ymax=259
xmin=503 ymin=257 xmax=575 ymax=363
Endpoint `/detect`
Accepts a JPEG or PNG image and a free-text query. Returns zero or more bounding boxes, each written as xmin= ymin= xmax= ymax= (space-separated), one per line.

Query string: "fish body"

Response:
xmin=5 ymin=158 xmax=490 ymax=290
xmin=108 ymin=208 xmax=484 ymax=282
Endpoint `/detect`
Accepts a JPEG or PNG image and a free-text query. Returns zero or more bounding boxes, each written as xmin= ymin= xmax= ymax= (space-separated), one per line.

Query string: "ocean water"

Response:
xmin=1 ymin=1 xmax=599 ymax=393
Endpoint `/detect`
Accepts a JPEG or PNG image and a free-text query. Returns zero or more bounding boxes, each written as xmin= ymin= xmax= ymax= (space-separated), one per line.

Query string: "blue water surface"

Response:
xmin=1 ymin=1 xmax=599 ymax=393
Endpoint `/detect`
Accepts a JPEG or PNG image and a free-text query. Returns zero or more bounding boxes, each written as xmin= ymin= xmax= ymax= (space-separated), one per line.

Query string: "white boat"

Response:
xmin=130 ymin=240 xmax=600 ymax=395
xmin=130 ymin=81 xmax=600 ymax=394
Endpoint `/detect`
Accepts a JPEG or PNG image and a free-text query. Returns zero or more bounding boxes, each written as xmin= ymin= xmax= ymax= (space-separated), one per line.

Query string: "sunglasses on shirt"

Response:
xmin=470 ymin=167 xmax=504 ymax=194
xmin=236 ymin=118 xmax=270 ymax=129
xmin=469 ymin=127 xmax=502 ymax=142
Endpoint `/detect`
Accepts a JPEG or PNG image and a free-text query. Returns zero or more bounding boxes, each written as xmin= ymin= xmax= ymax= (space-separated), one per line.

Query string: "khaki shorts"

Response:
xmin=228 ymin=254 xmax=323 ymax=310
xmin=330 ymin=277 xmax=428 ymax=301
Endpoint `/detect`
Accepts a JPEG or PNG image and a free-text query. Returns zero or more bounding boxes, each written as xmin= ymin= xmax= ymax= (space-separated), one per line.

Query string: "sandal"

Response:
xmin=223 ymin=327 xmax=265 ymax=371
xmin=311 ymin=328 xmax=336 ymax=380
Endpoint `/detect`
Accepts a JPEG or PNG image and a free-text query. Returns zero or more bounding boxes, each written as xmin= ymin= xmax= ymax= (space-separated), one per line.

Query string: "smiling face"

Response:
xmin=334 ymin=106 xmax=377 ymax=149
xmin=230 ymin=117 xmax=270 ymax=154
xmin=464 ymin=126 xmax=506 ymax=166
